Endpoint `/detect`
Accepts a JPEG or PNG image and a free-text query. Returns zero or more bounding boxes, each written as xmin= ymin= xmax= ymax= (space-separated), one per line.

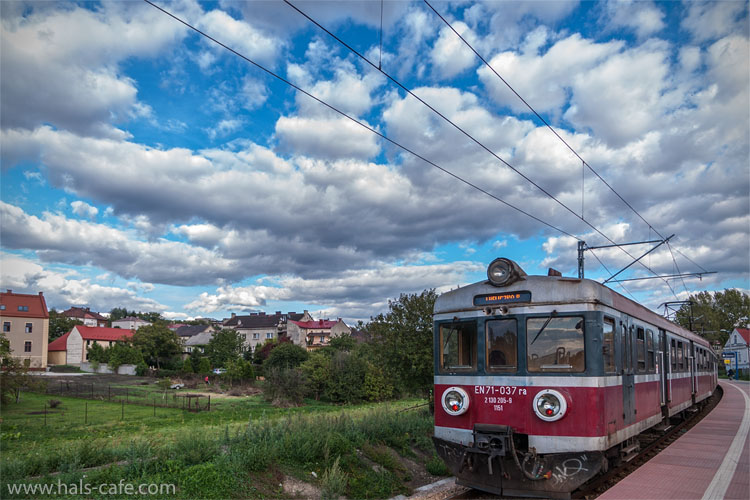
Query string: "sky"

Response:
xmin=0 ymin=0 xmax=748 ymax=325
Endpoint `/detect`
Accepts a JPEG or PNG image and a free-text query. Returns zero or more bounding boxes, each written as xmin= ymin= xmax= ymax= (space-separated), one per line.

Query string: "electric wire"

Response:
xmin=283 ymin=0 xmax=676 ymax=294
xmin=588 ymin=249 xmax=636 ymax=300
xmin=422 ymin=0 xmax=707 ymax=290
xmin=142 ymin=0 xmax=576 ymax=241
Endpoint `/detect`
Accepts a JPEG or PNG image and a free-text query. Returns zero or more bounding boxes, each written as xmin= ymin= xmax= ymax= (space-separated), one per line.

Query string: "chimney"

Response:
xmin=39 ymin=292 xmax=44 ymax=296
xmin=231 ymin=313 xmax=236 ymax=318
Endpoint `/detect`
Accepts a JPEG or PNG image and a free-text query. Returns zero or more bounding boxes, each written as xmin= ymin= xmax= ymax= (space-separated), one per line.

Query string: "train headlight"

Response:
xmin=441 ymin=387 xmax=470 ymax=416
xmin=532 ymin=389 xmax=568 ymax=422
xmin=487 ymin=258 xmax=527 ymax=287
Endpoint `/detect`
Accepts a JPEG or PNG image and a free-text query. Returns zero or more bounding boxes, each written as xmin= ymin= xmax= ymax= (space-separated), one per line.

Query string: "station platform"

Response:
xmin=599 ymin=379 xmax=749 ymax=500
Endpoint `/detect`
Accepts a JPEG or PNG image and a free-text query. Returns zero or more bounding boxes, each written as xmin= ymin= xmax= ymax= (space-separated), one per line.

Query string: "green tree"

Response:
xmin=204 ymin=329 xmax=243 ymax=368
xmin=264 ymin=342 xmax=309 ymax=371
xmin=131 ymin=324 xmax=182 ymax=369
xmin=366 ymin=289 xmax=437 ymax=396
xmin=676 ymin=289 xmax=750 ymax=344
xmin=107 ymin=342 xmax=144 ymax=371
xmin=301 ymin=351 xmax=330 ymax=400
xmin=48 ymin=309 xmax=82 ymax=342
xmin=0 ymin=333 xmax=39 ymax=403
xmin=86 ymin=342 xmax=109 ymax=363
xmin=198 ymin=357 xmax=211 ymax=375
xmin=108 ymin=307 xmax=129 ymax=323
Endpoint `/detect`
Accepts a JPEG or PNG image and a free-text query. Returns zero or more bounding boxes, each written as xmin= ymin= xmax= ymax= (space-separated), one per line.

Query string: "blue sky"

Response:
xmin=1 ymin=0 xmax=748 ymax=324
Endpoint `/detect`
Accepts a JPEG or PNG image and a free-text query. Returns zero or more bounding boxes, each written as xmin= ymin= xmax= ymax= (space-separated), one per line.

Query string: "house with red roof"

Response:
xmin=287 ymin=318 xmax=351 ymax=351
xmin=723 ymin=327 xmax=749 ymax=374
xmin=61 ymin=306 xmax=108 ymax=327
xmin=223 ymin=310 xmax=312 ymax=352
xmin=48 ymin=325 xmax=134 ymax=366
xmin=0 ymin=290 xmax=49 ymax=369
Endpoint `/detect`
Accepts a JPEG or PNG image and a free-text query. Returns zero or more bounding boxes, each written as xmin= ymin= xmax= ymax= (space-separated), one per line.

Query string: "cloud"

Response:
xmin=184 ymin=260 xmax=484 ymax=321
xmin=195 ymin=8 xmax=281 ymax=66
xmin=0 ymin=202 xmax=238 ymax=286
xmin=0 ymin=252 xmax=167 ymax=313
xmin=275 ymin=115 xmax=381 ymax=160
xmin=70 ymin=200 xmax=99 ymax=219
xmin=430 ymin=22 xmax=478 ymax=79
xmin=0 ymin=2 xmax=188 ymax=136
xmin=602 ymin=1 xmax=665 ymax=39
xmin=681 ymin=1 xmax=748 ymax=43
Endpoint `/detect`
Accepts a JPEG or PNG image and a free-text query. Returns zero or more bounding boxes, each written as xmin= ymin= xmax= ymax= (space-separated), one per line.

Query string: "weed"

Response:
xmin=426 ymin=454 xmax=449 ymax=476
xmin=321 ymin=456 xmax=347 ymax=499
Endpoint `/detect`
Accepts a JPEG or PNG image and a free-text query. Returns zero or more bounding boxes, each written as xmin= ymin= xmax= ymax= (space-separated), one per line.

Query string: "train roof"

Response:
xmin=435 ymin=274 xmax=710 ymax=347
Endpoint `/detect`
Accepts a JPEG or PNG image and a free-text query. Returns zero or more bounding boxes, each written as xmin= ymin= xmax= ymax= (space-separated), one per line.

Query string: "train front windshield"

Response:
xmin=438 ymin=315 xmax=586 ymax=374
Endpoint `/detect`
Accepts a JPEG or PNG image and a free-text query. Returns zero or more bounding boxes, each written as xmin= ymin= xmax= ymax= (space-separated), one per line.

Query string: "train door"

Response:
xmin=622 ymin=322 xmax=636 ymax=425
xmin=689 ymin=342 xmax=697 ymax=399
xmin=658 ymin=329 xmax=669 ymax=406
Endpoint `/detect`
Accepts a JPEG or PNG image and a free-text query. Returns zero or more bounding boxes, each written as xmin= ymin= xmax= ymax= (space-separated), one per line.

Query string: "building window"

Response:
xmin=252 ymin=333 xmax=259 ymax=340
xmin=266 ymin=332 xmax=273 ymax=339
xmin=0 ymin=304 xmax=5 ymax=310
xmin=24 ymin=341 xmax=32 ymax=353
xmin=18 ymin=305 xmax=29 ymax=312
xmin=25 ymin=323 xmax=32 ymax=333
xmin=2 ymin=322 xmax=10 ymax=332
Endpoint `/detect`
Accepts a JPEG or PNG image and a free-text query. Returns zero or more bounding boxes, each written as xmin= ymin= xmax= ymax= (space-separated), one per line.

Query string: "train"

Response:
xmin=432 ymin=257 xmax=718 ymax=498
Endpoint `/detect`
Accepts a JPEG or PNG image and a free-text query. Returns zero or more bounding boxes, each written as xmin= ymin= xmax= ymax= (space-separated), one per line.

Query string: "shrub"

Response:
xmin=135 ymin=361 xmax=148 ymax=376
xmin=264 ymin=343 xmax=309 ymax=371
xmin=321 ymin=456 xmax=348 ymax=499
xmin=263 ymin=367 xmax=307 ymax=406
xmin=47 ymin=399 xmax=61 ymax=408
xmin=198 ymin=358 xmax=211 ymax=375
xmin=181 ymin=359 xmax=194 ymax=374
xmin=426 ymin=454 xmax=449 ymax=476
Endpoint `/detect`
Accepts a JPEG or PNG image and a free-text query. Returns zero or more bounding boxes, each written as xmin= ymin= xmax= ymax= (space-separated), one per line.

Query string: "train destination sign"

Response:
xmin=474 ymin=291 xmax=532 ymax=306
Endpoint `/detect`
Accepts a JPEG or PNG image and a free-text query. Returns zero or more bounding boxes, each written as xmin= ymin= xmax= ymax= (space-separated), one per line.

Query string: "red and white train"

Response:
xmin=433 ymin=258 xmax=718 ymax=498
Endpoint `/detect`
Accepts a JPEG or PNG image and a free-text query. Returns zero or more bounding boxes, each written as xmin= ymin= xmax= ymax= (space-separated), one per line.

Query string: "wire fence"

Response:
xmin=43 ymin=381 xmax=210 ymax=411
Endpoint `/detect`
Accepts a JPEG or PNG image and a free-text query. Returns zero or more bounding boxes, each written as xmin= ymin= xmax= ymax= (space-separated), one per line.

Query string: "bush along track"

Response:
xmin=1 ymin=402 xmax=450 ymax=499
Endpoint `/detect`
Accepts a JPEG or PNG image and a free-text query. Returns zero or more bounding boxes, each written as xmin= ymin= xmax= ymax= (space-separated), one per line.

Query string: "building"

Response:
xmin=287 ymin=318 xmax=352 ymax=351
xmin=61 ymin=306 xmax=108 ymax=327
xmin=223 ymin=311 xmax=312 ymax=353
xmin=0 ymin=290 xmax=49 ymax=369
xmin=111 ymin=316 xmax=151 ymax=331
xmin=722 ymin=328 xmax=749 ymax=374
xmin=175 ymin=324 xmax=216 ymax=355
xmin=48 ymin=325 xmax=134 ymax=366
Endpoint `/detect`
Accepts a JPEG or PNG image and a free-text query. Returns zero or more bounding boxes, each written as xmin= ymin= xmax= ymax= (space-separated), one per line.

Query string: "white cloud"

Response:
xmin=196 ymin=9 xmax=280 ymax=66
xmin=682 ymin=1 xmax=748 ymax=43
xmin=70 ymin=200 xmax=99 ymax=219
xmin=275 ymin=115 xmax=381 ymax=160
xmin=430 ymin=22 xmax=477 ymax=79
xmin=0 ymin=252 xmax=167 ymax=312
xmin=603 ymin=1 xmax=665 ymax=39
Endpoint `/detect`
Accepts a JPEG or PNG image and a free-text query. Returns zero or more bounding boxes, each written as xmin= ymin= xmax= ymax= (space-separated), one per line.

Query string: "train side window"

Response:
xmin=671 ymin=338 xmax=676 ymax=370
xmin=603 ymin=318 xmax=616 ymax=374
xmin=486 ymin=319 xmax=517 ymax=372
xmin=526 ymin=316 xmax=585 ymax=372
xmin=677 ymin=341 xmax=684 ymax=371
xmin=440 ymin=322 xmax=477 ymax=372
xmin=646 ymin=330 xmax=655 ymax=373
xmin=636 ymin=327 xmax=646 ymax=373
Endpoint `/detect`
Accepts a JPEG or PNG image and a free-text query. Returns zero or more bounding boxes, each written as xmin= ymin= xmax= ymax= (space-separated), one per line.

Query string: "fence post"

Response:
xmin=108 ymin=385 xmax=111 ymax=401
xmin=208 ymin=395 xmax=210 ymax=411
xmin=121 ymin=400 xmax=124 ymax=421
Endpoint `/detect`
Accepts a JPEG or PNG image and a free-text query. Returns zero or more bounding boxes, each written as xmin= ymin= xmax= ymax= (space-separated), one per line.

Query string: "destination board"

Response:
xmin=473 ymin=291 xmax=531 ymax=306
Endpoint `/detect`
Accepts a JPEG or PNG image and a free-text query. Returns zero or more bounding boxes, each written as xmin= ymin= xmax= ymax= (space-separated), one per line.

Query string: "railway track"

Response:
xmin=443 ymin=386 xmax=724 ymax=500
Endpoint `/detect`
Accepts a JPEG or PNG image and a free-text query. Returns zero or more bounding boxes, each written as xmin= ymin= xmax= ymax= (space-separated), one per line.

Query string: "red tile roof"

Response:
xmin=48 ymin=326 xmax=133 ymax=351
xmin=0 ymin=290 xmax=49 ymax=319
xmin=62 ymin=306 xmax=107 ymax=321
xmin=48 ymin=331 xmax=70 ymax=351
xmin=736 ymin=328 xmax=750 ymax=345
xmin=291 ymin=319 xmax=338 ymax=329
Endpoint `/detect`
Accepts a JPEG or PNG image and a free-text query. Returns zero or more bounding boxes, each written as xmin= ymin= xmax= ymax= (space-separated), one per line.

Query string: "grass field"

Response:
xmin=1 ymin=375 xmax=446 ymax=499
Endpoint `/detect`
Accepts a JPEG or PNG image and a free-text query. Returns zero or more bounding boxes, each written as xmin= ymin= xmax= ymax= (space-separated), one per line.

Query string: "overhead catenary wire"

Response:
xmin=422 ymin=0 xmax=707 ymax=289
xmin=142 ymin=0 xmax=576 ymax=240
xmin=283 ymin=0 xmax=676 ymax=295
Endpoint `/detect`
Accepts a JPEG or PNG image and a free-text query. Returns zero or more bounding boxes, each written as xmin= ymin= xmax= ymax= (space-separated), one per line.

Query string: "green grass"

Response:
xmin=1 ymin=387 xmax=435 ymax=499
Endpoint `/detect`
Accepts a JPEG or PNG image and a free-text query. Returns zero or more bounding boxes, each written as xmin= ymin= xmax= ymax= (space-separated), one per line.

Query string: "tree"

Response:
xmin=131 ymin=324 xmax=182 ymax=369
xmin=0 ymin=333 xmax=38 ymax=403
xmin=109 ymin=307 xmax=129 ymax=323
xmin=264 ymin=343 xmax=309 ymax=371
xmin=676 ymin=289 xmax=750 ymax=344
xmin=48 ymin=309 xmax=82 ymax=342
xmin=204 ymin=329 xmax=243 ymax=368
xmin=253 ymin=336 xmax=291 ymax=365
xmin=366 ymin=289 xmax=437 ymax=396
